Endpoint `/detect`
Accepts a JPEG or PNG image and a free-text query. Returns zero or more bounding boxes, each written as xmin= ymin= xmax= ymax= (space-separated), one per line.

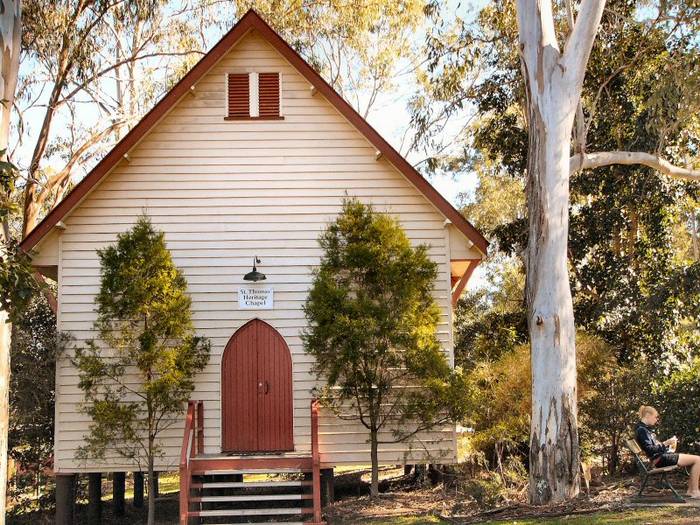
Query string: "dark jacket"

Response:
xmin=635 ymin=421 xmax=668 ymax=460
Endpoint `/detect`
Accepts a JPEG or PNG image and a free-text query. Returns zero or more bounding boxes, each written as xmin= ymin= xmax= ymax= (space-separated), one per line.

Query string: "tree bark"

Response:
xmin=0 ymin=316 xmax=9 ymax=524
xmin=22 ymin=37 xmax=72 ymax=236
xmin=370 ymin=428 xmax=379 ymax=498
xmin=148 ymin=441 xmax=155 ymax=525
xmin=524 ymin=90 xmax=580 ymax=505
xmin=0 ymin=2 xmax=21 ymax=522
xmin=690 ymin=212 xmax=699 ymax=261
xmin=516 ymin=0 xmax=604 ymax=505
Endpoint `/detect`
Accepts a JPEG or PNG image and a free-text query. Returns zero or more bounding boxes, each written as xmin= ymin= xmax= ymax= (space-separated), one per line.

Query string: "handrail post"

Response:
xmin=197 ymin=400 xmax=204 ymax=456
xmin=311 ymin=398 xmax=322 ymax=524
xmin=180 ymin=401 xmax=196 ymax=525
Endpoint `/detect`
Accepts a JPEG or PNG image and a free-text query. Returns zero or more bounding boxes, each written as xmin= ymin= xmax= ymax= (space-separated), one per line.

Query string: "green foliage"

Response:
xmin=450 ymin=455 xmax=526 ymax=509
xmin=656 ymin=358 xmax=700 ymax=454
xmin=462 ymin=473 xmax=507 ymax=508
xmin=0 ymin=147 xmax=20 ymax=222
xmin=1 ymin=152 xmax=40 ymax=323
xmin=9 ymin=293 xmax=60 ymax=475
xmin=302 ymin=198 xmax=471 ymax=493
xmin=461 ymin=332 xmax=614 ymax=467
xmin=72 ymin=215 xmax=210 ymax=469
xmin=454 ymin=257 xmax=527 ymax=369
xmin=233 ymin=0 xmax=425 ymax=115
xmin=0 ymin=240 xmax=38 ymax=323
xmin=578 ymin=356 xmax=654 ymax=473
xmin=464 ymin=344 xmax=530 ymax=456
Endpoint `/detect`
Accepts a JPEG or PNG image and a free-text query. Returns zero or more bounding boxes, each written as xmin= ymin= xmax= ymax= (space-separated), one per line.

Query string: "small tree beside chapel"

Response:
xmin=73 ymin=215 xmax=210 ymax=525
xmin=302 ymin=198 xmax=471 ymax=497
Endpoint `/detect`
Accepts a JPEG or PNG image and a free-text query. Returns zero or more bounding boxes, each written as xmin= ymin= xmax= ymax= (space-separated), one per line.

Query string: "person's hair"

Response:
xmin=639 ymin=405 xmax=658 ymax=420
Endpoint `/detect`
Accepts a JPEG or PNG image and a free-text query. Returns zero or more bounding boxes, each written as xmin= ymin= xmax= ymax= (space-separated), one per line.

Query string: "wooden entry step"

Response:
xmin=191 ymin=480 xmax=313 ymax=489
xmin=185 ymin=466 xmax=319 ymax=524
xmin=180 ymin=400 xmax=325 ymax=524
xmin=192 ymin=494 xmax=313 ymax=503
xmin=193 ymin=507 xmax=311 ymax=517
xmin=189 ymin=455 xmax=313 ymax=475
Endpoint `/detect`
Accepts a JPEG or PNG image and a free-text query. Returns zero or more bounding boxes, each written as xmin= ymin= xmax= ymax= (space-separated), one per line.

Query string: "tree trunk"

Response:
xmin=0 ymin=3 xmax=22 ymax=522
xmin=690 ymin=212 xmax=699 ymax=261
xmin=516 ymin=0 xmax=604 ymax=505
xmin=609 ymin=439 xmax=619 ymax=475
xmin=23 ymin=70 xmax=67 ymax=236
xmin=525 ymin=93 xmax=580 ymax=505
xmin=0 ymin=315 xmax=9 ymax=524
xmin=147 ymin=454 xmax=155 ymax=525
xmin=369 ymin=428 xmax=379 ymax=498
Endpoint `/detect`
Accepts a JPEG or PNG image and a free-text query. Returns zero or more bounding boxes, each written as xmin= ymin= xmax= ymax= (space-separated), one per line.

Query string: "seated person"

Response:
xmin=636 ymin=405 xmax=700 ymax=499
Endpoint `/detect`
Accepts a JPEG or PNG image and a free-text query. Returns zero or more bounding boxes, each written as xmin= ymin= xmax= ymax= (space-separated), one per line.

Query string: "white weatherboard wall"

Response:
xmin=53 ymin=29 xmax=464 ymax=473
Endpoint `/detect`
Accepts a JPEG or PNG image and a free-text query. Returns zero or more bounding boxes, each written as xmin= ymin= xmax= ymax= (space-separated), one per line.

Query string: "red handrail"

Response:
xmin=180 ymin=400 xmax=204 ymax=525
xmin=311 ymin=398 xmax=322 ymax=524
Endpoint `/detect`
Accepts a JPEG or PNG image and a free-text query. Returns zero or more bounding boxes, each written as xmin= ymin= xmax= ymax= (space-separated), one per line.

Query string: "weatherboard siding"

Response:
xmin=53 ymin=29 xmax=460 ymax=472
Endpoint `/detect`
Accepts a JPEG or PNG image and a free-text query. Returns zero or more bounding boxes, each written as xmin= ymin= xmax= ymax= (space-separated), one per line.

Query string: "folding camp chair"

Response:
xmin=625 ymin=438 xmax=684 ymax=502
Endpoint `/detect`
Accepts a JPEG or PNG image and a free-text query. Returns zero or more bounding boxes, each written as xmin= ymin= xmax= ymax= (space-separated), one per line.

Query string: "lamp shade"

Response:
xmin=243 ymin=256 xmax=266 ymax=281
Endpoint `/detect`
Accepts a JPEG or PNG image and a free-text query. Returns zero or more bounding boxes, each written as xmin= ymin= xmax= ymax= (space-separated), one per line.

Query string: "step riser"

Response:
xmin=190 ymin=457 xmax=313 ymax=473
xmin=189 ymin=507 xmax=313 ymax=517
xmin=192 ymin=480 xmax=312 ymax=489
xmin=193 ymin=494 xmax=313 ymax=503
xmin=185 ymin=458 xmax=321 ymax=524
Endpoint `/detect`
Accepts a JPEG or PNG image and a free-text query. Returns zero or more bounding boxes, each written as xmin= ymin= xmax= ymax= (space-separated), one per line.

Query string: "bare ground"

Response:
xmin=326 ymin=467 xmax=700 ymax=524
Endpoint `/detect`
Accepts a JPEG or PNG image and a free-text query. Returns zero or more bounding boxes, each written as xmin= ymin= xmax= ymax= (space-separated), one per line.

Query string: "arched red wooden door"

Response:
xmin=221 ymin=319 xmax=294 ymax=452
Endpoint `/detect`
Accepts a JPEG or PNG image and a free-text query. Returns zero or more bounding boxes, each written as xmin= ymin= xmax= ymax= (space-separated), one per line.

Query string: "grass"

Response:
xmin=336 ymin=517 xmax=446 ymax=525
xmin=95 ymin=471 xmax=179 ymax=503
xmin=481 ymin=507 xmax=700 ymax=524
xmin=334 ymin=507 xmax=700 ymax=524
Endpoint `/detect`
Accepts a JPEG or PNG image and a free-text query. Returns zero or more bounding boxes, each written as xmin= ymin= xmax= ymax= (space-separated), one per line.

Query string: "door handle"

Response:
xmin=264 ymin=380 xmax=270 ymax=394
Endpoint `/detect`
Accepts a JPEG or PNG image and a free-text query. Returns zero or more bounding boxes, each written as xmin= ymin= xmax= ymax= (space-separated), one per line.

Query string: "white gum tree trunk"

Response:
xmin=515 ymin=0 xmax=605 ymax=504
xmin=0 ymin=1 xmax=21 ymax=521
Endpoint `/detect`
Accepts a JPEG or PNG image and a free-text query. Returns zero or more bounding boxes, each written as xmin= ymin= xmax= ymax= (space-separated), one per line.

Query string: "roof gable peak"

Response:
xmin=20 ymin=8 xmax=487 ymax=255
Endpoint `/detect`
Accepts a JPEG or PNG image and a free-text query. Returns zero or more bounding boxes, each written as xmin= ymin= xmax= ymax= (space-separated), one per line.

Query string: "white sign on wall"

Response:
xmin=238 ymin=287 xmax=274 ymax=309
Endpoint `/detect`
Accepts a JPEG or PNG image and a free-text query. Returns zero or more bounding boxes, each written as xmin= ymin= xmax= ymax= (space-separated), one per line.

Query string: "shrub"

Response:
xmin=656 ymin=358 xmax=700 ymax=454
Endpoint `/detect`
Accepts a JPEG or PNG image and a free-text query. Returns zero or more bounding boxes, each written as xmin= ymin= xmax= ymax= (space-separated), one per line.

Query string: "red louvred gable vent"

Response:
xmin=258 ymin=72 xmax=280 ymax=117
xmin=227 ymin=73 xmax=249 ymax=118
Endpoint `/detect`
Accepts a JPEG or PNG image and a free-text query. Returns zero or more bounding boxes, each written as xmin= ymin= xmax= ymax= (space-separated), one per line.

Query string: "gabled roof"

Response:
xmin=20 ymin=9 xmax=488 ymax=255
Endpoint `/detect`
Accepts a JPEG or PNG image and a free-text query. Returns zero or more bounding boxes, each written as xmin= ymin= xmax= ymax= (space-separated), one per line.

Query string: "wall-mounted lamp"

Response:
xmin=243 ymin=256 xmax=266 ymax=282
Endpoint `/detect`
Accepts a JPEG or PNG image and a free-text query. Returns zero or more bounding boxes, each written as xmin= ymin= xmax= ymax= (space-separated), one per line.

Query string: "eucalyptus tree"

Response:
xmin=411 ymin=0 xmax=700 ymax=503
xmin=19 ymin=0 xmax=219 ymax=236
xmin=19 ymin=1 xmax=431 ymax=238
xmin=517 ymin=1 xmax=700 ymax=502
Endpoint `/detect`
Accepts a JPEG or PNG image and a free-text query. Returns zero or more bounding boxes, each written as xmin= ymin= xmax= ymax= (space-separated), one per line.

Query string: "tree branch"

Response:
xmin=562 ymin=0 xmax=606 ymax=89
xmin=58 ymin=50 xmax=205 ymax=106
xmin=35 ymin=119 xmax=126 ymax=207
xmin=32 ymin=272 xmax=57 ymax=314
xmin=570 ymin=151 xmax=700 ymax=181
